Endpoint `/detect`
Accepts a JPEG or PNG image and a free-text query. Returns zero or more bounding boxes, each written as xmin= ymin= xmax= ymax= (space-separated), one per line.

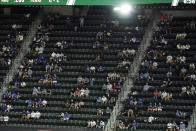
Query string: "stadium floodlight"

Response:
xmin=120 ymin=4 xmax=132 ymax=14
xmin=113 ymin=4 xmax=133 ymax=15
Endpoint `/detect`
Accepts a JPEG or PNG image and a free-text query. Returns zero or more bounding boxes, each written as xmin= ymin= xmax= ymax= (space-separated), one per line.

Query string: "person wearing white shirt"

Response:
xmin=127 ymin=49 xmax=135 ymax=56
xmin=190 ymin=63 xmax=195 ymax=70
xmin=51 ymin=52 xmax=56 ymax=58
xmin=18 ymin=34 xmax=24 ymax=41
xmin=90 ymin=66 xmax=96 ymax=73
xmin=3 ymin=116 xmax=9 ymax=122
xmin=56 ymin=41 xmax=62 ymax=47
xmin=100 ymin=121 xmax=105 ymax=129
xmin=191 ymin=74 xmax=196 ymax=80
xmin=35 ymin=111 xmax=41 ymax=119
xmin=152 ymin=62 xmax=158 ymax=69
xmin=167 ymin=55 xmax=173 ymax=63
xmin=167 ymin=122 xmax=173 ymax=130
xmin=21 ymin=81 xmax=26 ymax=88
xmin=12 ymin=24 xmax=17 ymax=29
xmin=181 ymin=67 xmax=187 ymax=75
xmin=191 ymin=85 xmax=196 ymax=95
xmin=161 ymin=91 xmax=168 ymax=100
xmin=179 ymin=56 xmax=186 ymax=63
xmin=80 ymin=88 xmax=85 ymax=97
xmin=107 ymin=83 xmax=113 ymax=92
xmin=42 ymin=100 xmax=47 ymax=107
xmin=181 ymin=87 xmax=187 ymax=94
xmin=7 ymin=105 xmax=12 ymax=112
xmin=38 ymin=46 xmax=44 ymax=54
xmin=90 ymin=120 xmax=96 ymax=128
xmin=102 ymin=96 xmax=108 ymax=104
xmin=28 ymin=59 xmax=34 ymax=65
xmin=31 ymin=111 xmax=36 ymax=119
xmin=148 ymin=116 xmax=154 ymax=124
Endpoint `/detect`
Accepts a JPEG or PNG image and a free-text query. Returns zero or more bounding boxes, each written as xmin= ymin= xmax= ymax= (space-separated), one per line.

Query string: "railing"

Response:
xmin=0 ymin=11 xmax=43 ymax=103
xmin=105 ymin=12 xmax=158 ymax=131
xmin=187 ymin=104 xmax=196 ymax=131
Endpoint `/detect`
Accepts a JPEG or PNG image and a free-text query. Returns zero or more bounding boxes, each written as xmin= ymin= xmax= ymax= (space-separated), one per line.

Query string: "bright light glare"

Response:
xmin=113 ymin=4 xmax=133 ymax=15
xmin=113 ymin=7 xmax=120 ymax=11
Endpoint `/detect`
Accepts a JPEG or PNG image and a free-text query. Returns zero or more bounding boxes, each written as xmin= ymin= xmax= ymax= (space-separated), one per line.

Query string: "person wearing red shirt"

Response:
xmin=112 ymin=83 xmax=117 ymax=91
xmin=153 ymin=90 xmax=159 ymax=99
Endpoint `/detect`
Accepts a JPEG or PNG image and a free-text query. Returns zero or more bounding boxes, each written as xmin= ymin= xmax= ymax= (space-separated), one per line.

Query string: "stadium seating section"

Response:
xmin=0 ymin=7 xmax=148 ymax=129
xmin=117 ymin=16 xmax=196 ymax=130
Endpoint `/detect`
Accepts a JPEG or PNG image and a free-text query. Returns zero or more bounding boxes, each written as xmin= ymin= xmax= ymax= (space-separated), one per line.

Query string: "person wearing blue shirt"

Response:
xmin=33 ymin=87 xmax=38 ymax=95
xmin=98 ymin=66 xmax=103 ymax=72
xmin=52 ymin=74 xmax=58 ymax=84
xmin=2 ymin=104 xmax=7 ymax=112
xmin=38 ymin=99 xmax=43 ymax=107
xmin=117 ymin=82 xmax=122 ymax=91
xmin=64 ymin=112 xmax=70 ymax=120
xmin=126 ymin=97 xmax=131 ymax=105
xmin=138 ymin=98 xmax=143 ymax=104
xmin=26 ymin=99 xmax=32 ymax=107
xmin=97 ymin=97 xmax=102 ymax=103
xmin=148 ymin=103 xmax=153 ymax=111
xmin=140 ymin=73 xmax=145 ymax=78
xmin=143 ymin=72 xmax=149 ymax=79
xmin=180 ymin=122 xmax=186 ymax=131
xmin=176 ymin=110 xmax=182 ymax=118
xmin=131 ymin=120 xmax=137 ymax=130
xmin=11 ymin=92 xmax=16 ymax=100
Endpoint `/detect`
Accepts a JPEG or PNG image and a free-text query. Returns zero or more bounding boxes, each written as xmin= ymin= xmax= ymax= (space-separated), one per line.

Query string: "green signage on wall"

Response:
xmin=0 ymin=0 xmax=185 ymax=5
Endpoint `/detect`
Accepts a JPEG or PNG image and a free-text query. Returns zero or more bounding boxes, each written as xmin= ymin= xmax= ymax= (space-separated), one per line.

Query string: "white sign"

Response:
xmin=1 ymin=0 xmax=9 ymax=2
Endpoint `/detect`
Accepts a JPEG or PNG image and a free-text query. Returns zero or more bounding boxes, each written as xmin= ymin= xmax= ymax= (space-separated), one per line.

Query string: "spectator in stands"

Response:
xmin=22 ymin=110 xmax=26 ymax=119
xmin=191 ymin=85 xmax=196 ymax=95
xmin=3 ymin=115 xmax=9 ymax=124
xmin=64 ymin=112 xmax=70 ymax=120
xmin=166 ymin=55 xmax=173 ymax=64
xmin=100 ymin=120 xmax=105 ymax=129
xmin=31 ymin=111 xmax=36 ymax=119
xmin=25 ymin=110 xmax=31 ymax=120
xmin=172 ymin=121 xmax=179 ymax=131
xmin=97 ymin=65 xmax=104 ymax=72
xmin=90 ymin=78 xmax=95 ymax=87
xmin=176 ymin=110 xmax=182 ymax=118
xmin=52 ymin=74 xmax=58 ymax=84
xmin=143 ymin=83 xmax=151 ymax=92
xmin=148 ymin=116 xmax=155 ymax=124
xmin=97 ymin=108 xmax=103 ymax=116
xmin=35 ymin=111 xmax=41 ymax=120
xmin=80 ymin=16 xmax=84 ymax=28
xmin=32 ymin=98 xmax=38 ymax=107
xmin=189 ymin=63 xmax=195 ymax=71
xmin=32 ymin=87 xmax=39 ymax=96
xmin=157 ymin=102 xmax=163 ymax=111
xmin=131 ymin=120 xmax=138 ymax=130
xmin=1 ymin=104 xmax=7 ymax=112
xmin=25 ymin=99 xmax=33 ymax=107
xmin=106 ymin=107 xmax=111 ymax=115
xmin=147 ymin=103 xmax=153 ymax=112
xmin=166 ymin=121 xmax=172 ymax=131
xmin=91 ymin=120 xmax=97 ymax=128
xmin=153 ymin=90 xmax=159 ymax=99
xmin=180 ymin=122 xmax=186 ymax=131
xmin=21 ymin=81 xmax=26 ymax=88
xmin=84 ymin=88 xmax=89 ymax=97
xmin=102 ymin=96 xmax=108 ymax=104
